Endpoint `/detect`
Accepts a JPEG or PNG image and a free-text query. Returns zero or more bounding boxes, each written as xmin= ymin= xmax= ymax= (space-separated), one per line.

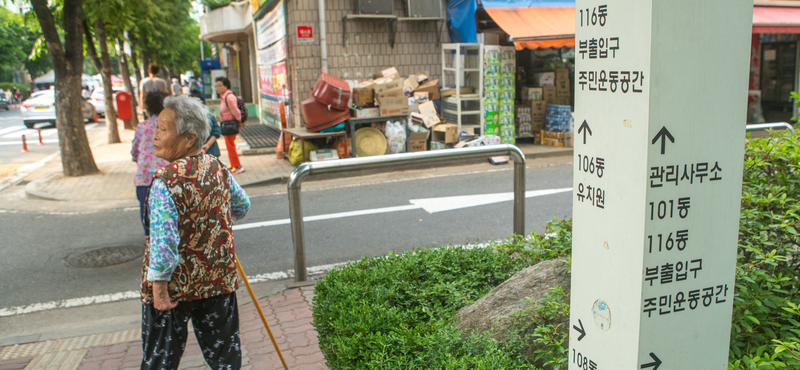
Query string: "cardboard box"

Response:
xmin=403 ymin=76 xmax=419 ymax=93
xmin=555 ymin=95 xmax=571 ymax=106
xmin=555 ymin=68 xmax=569 ymax=81
xmin=531 ymin=100 xmax=547 ymax=119
xmin=556 ymin=84 xmax=570 ymax=97
xmin=381 ymin=67 xmax=400 ymax=79
xmin=414 ymin=79 xmax=440 ymax=100
xmin=353 ymin=88 xmax=374 ymax=106
xmin=374 ymin=77 xmax=403 ymax=94
xmin=432 ymin=123 xmax=458 ymax=143
xmin=380 ymin=105 xmax=410 ymax=116
xmin=543 ymin=86 xmax=557 ymax=105
xmin=358 ymin=79 xmax=374 ymax=89
xmin=351 ymin=107 xmax=380 ymax=119
xmin=413 ymin=92 xmax=429 ymax=102
xmin=523 ymin=87 xmax=543 ymax=101
xmin=540 ymin=130 xmax=573 ymax=147
xmin=377 ymin=87 xmax=409 ymax=116
xmin=418 ymin=101 xmax=440 ymax=128
xmin=536 ymin=72 xmax=555 ymax=87
xmin=408 ymin=130 xmax=429 ymax=152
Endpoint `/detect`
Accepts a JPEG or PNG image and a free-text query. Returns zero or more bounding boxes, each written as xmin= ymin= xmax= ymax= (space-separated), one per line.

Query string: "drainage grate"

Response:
xmin=65 ymin=246 xmax=143 ymax=268
xmin=239 ymin=124 xmax=281 ymax=149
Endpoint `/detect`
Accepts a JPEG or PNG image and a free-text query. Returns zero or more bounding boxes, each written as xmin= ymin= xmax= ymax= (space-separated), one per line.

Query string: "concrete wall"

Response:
xmin=285 ymin=0 xmax=449 ymax=127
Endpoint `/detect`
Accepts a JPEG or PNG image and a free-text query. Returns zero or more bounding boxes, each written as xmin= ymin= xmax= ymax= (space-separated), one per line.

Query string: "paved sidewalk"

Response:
xmin=0 ymin=286 xmax=328 ymax=370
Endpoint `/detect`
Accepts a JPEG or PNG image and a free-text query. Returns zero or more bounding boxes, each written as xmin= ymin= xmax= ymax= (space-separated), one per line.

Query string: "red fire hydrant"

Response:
xmin=115 ymin=91 xmax=134 ymax=129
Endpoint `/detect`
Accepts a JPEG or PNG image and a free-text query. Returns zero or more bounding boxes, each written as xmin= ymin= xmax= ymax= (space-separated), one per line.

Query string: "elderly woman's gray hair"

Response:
xmin=163 ymin=96 xmax=210 ymax=150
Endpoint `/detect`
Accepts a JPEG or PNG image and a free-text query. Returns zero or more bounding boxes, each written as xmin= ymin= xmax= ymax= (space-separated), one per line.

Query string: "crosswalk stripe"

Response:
xmin=0 ymin=126 xmax=25 ymax=136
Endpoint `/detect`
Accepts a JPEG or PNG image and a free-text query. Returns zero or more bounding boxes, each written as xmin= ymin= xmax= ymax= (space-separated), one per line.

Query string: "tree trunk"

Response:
xmin=30 ymin=0 xmax=98 ymax=177
xmin=141 ymin=35 xmax=150 ymax=78
xmin=117 ymin=37 xmax=138 ymax=124
xmin=94 ymin=19 xmax=120 ymax=144
xmin=129 ymin=32 xmax=143 ymax=114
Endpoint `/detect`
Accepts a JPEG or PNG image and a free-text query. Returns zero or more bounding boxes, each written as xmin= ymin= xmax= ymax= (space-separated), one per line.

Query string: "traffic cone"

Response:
xmin=20 ymin=135 xmax=28 ymax=152
xmin=93 ymin=110 xmax=99 ymax=123
xmin=37 ymin=129 xmax=44 ymax=145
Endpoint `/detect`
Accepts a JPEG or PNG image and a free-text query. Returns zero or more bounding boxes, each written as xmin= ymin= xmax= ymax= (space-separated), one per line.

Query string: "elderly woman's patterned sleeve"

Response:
xmin=229 ymin=174 xmax=250 ymax=220
xmin=147 ymin=178 xmax=181 ymax=281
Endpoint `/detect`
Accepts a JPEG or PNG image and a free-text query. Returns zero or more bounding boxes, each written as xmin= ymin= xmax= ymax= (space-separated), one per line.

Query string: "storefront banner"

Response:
xmin=259 ymin=62 xmax=289 ymax=128
xmin=257 ymin=38 xmax=287 ymax=66
xmin=256 ymin=0 xmax=285 ymax=50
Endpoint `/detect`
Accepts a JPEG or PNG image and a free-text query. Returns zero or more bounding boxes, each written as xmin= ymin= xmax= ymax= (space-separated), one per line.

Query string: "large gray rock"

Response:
xmin=454 ymin=258 xmax=571 ymax=365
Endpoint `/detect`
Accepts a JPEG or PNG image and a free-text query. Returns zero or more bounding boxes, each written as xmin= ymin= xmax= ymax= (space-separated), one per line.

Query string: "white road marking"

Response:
xmin=410 ymin=187 xmax=574 ymax=213
xmin=3 ymin=128 xmax=39 ymax=139
xmin=233 ymin=187 xmax=573 ymax=231
xmin=0 ymin=242 xmax=503 ymax=317
xmin=0 ymin=126 xmax=25 ymax=135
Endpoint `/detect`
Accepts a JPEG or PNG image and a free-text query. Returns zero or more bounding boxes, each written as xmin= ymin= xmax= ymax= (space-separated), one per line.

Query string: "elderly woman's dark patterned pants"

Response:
xmin=141 ymin=292 xmax=241 ymax=370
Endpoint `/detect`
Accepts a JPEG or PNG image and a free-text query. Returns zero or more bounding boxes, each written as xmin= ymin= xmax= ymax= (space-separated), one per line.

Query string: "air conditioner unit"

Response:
xmin=357 ymin=0 xmax=393 ymax=15
xmin=407 ymin=0 xmax=442 ymax=18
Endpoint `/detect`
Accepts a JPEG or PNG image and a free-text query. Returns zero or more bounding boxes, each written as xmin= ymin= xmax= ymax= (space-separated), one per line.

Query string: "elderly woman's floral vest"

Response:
xmin=140 ymin=155 xmax=239 ymax=304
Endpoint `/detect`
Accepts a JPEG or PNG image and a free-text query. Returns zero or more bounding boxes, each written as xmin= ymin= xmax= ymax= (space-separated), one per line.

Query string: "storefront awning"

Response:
xmin=484 ymin=6 xmax=575 ymax=49
xmin=753 ymin=6 xmax=800 ymax=33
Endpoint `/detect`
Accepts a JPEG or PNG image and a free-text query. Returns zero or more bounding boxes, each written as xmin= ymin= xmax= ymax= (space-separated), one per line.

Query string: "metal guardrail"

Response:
xmin=746 ymin=122 xmax=795 ymax=132
xmin=287 ymin=144 xmax=527 ymax=282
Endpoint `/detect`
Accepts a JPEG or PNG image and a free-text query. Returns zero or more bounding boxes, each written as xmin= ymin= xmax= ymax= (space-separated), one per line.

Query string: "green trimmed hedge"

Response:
xmin=312 ymin=220 xmax=573 ymax=369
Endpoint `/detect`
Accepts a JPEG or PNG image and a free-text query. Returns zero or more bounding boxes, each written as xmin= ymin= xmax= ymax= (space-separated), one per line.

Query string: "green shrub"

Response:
xmin=0 ymin=82 xmax=29 ymax=94
xmin=312 ymin=245 xmax=536 ymax=369
xmin=504 ymin=286 xmax=571 ymax=370
xmin=729 ymin=129 xmax=800 ymax=369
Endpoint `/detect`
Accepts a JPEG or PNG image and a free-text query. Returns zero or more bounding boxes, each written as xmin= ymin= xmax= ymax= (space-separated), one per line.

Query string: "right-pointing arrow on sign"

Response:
xmin=640 ymin=352 xmax=662 ymax=370
xmin=651 ymin=126 xmax=675 ymax=155
xmin=572 ymin=319 xmax=586 ymax=341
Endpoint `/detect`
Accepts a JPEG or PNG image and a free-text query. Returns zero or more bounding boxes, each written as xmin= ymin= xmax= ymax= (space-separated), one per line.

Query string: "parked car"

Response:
xmin=0 ymin=95 xmax=9 ymax=110
xmin=20 ymin=90 xmax=96 ymax=128
xmin=89 ymin=88 xmax=122 ymax=117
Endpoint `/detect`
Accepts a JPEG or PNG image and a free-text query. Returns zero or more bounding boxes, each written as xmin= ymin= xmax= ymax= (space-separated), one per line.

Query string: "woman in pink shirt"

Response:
xmin=215 ymin=77 xmax=245 ymax=174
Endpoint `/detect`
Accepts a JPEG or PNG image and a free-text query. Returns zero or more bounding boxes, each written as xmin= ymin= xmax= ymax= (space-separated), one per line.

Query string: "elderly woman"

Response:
xmin=141 ymin=95 xmax=250 ymax=370
xmin=132 ymin=91 xmax=170 ymax=235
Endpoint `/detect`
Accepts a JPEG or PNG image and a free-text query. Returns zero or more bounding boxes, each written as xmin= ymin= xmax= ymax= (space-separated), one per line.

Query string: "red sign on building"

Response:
xmin=297 ymin=25 xmax=313 ymax=43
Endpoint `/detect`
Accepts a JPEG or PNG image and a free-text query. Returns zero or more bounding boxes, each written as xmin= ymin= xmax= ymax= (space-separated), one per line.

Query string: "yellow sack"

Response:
xmin=288 ymin=138 xmax=317 ymax=165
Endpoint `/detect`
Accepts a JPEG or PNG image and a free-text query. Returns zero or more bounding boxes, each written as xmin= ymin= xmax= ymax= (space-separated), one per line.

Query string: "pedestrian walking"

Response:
xmin=200 ymin=110 xmax=221 ymax=157
xmin=139 ymin=64 xmax=169 ymax=111
xmin=215 ymin=77 xmax=245 ymax=174
xmin=14 ymin=88 xmax=22 ymax=108
xmin=142 ymin=95 xmax=250 ymax=370
xmin=171 ymin=78 xmax=181 ymax=96
xmin=131 ymin=91 xmax=170 ymax=236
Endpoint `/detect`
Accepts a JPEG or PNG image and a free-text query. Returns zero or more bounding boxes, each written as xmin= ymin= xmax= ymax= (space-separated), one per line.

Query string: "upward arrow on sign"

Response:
xmin=651 ymin=126 xmax=675 ymax=155
xmin=578 ymin=120 xmax=592 ymax=144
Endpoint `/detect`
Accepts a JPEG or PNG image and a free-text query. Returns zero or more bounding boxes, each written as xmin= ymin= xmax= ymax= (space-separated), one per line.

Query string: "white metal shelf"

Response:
xmin=442 ymin=43 xmax=484 ymax=136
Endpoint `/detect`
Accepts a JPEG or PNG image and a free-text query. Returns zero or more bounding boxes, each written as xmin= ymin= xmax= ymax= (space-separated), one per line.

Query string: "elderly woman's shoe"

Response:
xmin=231 ymin=166 xmax=245 ymax=174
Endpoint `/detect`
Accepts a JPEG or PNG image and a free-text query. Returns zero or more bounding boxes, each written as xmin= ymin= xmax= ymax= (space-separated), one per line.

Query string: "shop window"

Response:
xmin=760 ymin=42 xmax=797 ymax=122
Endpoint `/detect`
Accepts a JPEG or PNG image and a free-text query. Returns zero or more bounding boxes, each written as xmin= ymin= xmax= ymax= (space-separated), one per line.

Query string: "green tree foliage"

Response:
xmin=0 ymin=7 xmax=50 ymax=82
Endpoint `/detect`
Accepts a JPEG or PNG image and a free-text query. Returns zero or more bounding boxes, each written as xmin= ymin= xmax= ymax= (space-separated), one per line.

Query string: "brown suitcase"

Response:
xmin=312 ymin=73 xmax=351 ymax=111
xmin=301 ymin=98 xmax=350 ymax=131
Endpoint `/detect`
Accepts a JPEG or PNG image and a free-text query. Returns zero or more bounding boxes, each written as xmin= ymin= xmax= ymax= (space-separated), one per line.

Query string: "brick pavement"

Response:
xmin=0 ymin=286 xmax=328 ymax=370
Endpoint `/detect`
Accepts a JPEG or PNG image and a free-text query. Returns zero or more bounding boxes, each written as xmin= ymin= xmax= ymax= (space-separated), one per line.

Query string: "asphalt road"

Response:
xmin=0 ymin=161 xmax=573 ymax=310
xmin=0 ymin=107 xmax=102 ymax=170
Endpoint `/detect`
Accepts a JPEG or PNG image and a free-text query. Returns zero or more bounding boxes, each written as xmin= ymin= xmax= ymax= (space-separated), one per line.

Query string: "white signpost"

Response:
xmin=569 ymin=1 xmax=753 ymax=369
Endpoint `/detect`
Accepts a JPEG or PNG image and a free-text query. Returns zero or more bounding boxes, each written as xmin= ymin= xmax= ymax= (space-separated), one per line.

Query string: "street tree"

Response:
xmin=29 ymin=0 xmax=98 ymax=177
xmin=84 ymin=19 xmax=120 ymax=143
xmin=117 ymin=37 xmax=138 ymax=122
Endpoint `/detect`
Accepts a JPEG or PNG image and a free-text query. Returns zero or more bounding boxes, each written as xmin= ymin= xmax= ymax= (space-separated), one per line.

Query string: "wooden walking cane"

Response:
xmin=234 ymin=254 xmax=290 ymax=370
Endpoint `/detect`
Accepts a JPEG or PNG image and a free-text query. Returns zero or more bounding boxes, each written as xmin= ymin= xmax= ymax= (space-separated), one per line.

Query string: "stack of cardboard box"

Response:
xmin=555 ymin=68 xmax=571 ymax=106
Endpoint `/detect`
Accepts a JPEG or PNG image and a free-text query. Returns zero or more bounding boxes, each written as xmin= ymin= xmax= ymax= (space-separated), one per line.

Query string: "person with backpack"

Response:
xmin=215 ymin=77 xmax=246 ymax=174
